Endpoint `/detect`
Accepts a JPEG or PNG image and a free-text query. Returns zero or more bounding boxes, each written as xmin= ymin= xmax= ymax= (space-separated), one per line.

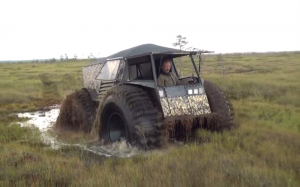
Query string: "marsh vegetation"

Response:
xmin=1 ymin=52 xmax=299 ymax=186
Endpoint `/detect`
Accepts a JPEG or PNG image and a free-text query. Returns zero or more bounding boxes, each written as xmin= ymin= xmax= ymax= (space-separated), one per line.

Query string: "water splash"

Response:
xmin=15 ymin=106 xmax=140 ymax=158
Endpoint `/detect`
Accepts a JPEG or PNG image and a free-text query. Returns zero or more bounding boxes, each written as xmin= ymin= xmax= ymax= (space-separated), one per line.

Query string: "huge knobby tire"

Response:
xmin=55 ymin=88 xmax=97 ymax=133
xmin=203 ymin=80 xmax=235 ymax=131
xmin=95 ymin=85 xmax=165 ymax=150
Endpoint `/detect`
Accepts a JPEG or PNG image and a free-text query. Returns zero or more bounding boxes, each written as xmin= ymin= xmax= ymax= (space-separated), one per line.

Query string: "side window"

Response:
xmin=96 ymin=60 xmax=120 ymax=80
xmin=128 ymin=62 xmax=153 ymax=80
xmin=138 ymin=62 xmax=153 ymax=79
xmin=129 ymin=64 xmax=138 ymax=80
xmin=116 ymin=60 xmax=125 ymax=80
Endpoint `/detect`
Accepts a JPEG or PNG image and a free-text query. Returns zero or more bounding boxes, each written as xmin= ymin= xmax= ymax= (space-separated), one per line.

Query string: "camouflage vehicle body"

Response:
xmin=83 ymin=44 xmax=211 ymax=118
xmin=55 ymin=43 xmax=234 ymax=149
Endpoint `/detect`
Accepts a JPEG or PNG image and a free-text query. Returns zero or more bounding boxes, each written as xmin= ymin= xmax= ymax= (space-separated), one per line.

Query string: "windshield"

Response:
xmin=172 ymin=55 xmax=200 ymax=79
xmin=96 ymin=60 xmax=120 ymax=80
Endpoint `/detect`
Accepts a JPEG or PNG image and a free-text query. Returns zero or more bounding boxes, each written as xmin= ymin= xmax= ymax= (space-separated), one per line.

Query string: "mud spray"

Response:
xmin=14 ymin=105 xmax=158 ymax=158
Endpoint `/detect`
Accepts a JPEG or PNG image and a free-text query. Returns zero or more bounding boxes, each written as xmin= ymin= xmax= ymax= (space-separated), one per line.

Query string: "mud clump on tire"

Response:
xmin=203 ymin=80 xmax=236 ymax=131
xmin=54 ymin=88 xmax=97 ymax=134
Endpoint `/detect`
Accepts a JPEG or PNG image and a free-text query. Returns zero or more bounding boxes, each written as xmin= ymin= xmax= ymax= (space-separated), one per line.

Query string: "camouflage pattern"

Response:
xmin=188 ymin=95 xmax=211 ymax=114
xmin=82 ymin=63 xmax=104 ymax=91
xmin=162 ymin=96 xmax=190 ymax=116
xmin=160 ymin=94 xmax=211 ymax=117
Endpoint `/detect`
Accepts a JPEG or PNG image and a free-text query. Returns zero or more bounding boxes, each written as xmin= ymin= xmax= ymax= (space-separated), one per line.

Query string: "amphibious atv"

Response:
xmin=55 ymin=44 xmax=234 ymax=149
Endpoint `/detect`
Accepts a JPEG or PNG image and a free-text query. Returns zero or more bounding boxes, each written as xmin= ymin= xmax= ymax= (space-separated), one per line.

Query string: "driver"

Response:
xmin=157 ymin=58 xmax=183 ymax=87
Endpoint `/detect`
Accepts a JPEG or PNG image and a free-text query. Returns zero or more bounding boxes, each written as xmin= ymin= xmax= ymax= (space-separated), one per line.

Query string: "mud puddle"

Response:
xmin=14 ymin=105 xmax=141 ymax=158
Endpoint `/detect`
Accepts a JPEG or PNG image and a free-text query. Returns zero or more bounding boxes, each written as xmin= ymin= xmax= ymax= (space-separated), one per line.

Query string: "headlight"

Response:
xmin=188 ymin=89 xmax=193 ymax=95
xmin=159 ymin=90 xmax=164 ymax=97
xmin=194 ymin=89 xmax=198 ymax=94
xmin=199 ymin=87 xmax=204 ymax=94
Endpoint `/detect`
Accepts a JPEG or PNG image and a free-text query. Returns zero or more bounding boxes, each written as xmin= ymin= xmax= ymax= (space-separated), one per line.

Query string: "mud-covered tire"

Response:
xmin=203 ymin=80 xmax=235 ymax=131
xmin=95 ymin=85 xmax=164 ymax=149
xmin=55 ymin=88 xmax=97 ymax=133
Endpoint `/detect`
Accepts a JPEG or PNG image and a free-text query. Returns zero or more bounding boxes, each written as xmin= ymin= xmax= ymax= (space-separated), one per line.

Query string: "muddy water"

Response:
xmin=15 ymin=105 xmax=141 ymax=158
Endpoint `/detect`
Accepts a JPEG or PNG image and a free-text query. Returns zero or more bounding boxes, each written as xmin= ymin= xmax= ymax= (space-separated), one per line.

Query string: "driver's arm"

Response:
xmin=175 ymin=77 xmax=182 ymax=85
xmin=172 ymin=73 xmax=183 ymax=85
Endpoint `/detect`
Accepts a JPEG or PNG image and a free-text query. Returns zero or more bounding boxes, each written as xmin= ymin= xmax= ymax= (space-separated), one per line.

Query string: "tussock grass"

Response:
xmin=1 ymin=52 xmax=300 ymax=186
xmin=0 ymin=60 xmax=89 ymax=104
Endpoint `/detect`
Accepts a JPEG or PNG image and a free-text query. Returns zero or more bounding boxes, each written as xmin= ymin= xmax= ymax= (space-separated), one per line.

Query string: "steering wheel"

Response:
xmin=187 ymin=74 xmax=197 ymax=84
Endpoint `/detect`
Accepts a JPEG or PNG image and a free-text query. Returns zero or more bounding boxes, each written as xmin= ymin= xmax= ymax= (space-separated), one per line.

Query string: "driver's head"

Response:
xmin=162 ymin=58 xmax=171 ymax=73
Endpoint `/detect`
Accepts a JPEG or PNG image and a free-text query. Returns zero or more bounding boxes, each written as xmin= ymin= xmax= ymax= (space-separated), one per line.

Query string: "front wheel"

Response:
xmin=95 ymin=85 xmax=165 ymax=149
xmin=107 ymin=112 xmax=127 ymax=142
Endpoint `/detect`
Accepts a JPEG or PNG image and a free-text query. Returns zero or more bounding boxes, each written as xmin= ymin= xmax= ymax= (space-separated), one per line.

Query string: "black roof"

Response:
xmin=84 ymin=43 xmax=213 ymax=67
xmin=106 ymin=43 xmax=189 ymax=59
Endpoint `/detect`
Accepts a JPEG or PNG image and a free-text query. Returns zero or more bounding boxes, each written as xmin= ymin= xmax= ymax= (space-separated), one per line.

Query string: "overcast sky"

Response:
xmin=0 ymin=0 xmax=299 ymax=60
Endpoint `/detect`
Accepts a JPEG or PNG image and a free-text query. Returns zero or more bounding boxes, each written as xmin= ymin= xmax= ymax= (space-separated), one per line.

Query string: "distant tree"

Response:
xmin=172 ymin=35 xmax=188 ymax=50
xmin=73 ymin=54 xmax=78 ymax=60
xmin=172 ymin=35 xmax=188 ymax=77
xmin=60 ymin=55 xmax=64 ymax=61
xmin=88 ymin=53 xmax=95 ymax=59
xmin=65 ymin=53 xmax=68 ymax=60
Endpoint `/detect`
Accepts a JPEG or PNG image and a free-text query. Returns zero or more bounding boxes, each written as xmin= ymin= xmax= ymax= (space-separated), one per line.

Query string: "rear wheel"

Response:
xmin=55 ymin=88 xmax=97 ymax=133
xmin=95 ymin=85 xmax=164 ymax=149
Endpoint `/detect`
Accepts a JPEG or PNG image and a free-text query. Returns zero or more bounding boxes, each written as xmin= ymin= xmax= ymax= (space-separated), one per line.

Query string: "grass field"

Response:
xmin=1 ymin=52 xmax=300 ymax=186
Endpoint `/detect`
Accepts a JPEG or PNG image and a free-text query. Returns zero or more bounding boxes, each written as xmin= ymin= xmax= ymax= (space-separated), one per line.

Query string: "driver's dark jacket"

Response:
xmin=157 ymin=71 xmax=182 ymax=87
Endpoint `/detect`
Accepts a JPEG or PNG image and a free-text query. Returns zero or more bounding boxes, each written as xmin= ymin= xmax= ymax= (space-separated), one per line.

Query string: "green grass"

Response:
xmin=0 ymin=60 xmax=88 ymax=104
xmin=1 ymin=52 xmax=300 ymax=186
xmin=0 ymin=60 xmax=90 ymax=123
